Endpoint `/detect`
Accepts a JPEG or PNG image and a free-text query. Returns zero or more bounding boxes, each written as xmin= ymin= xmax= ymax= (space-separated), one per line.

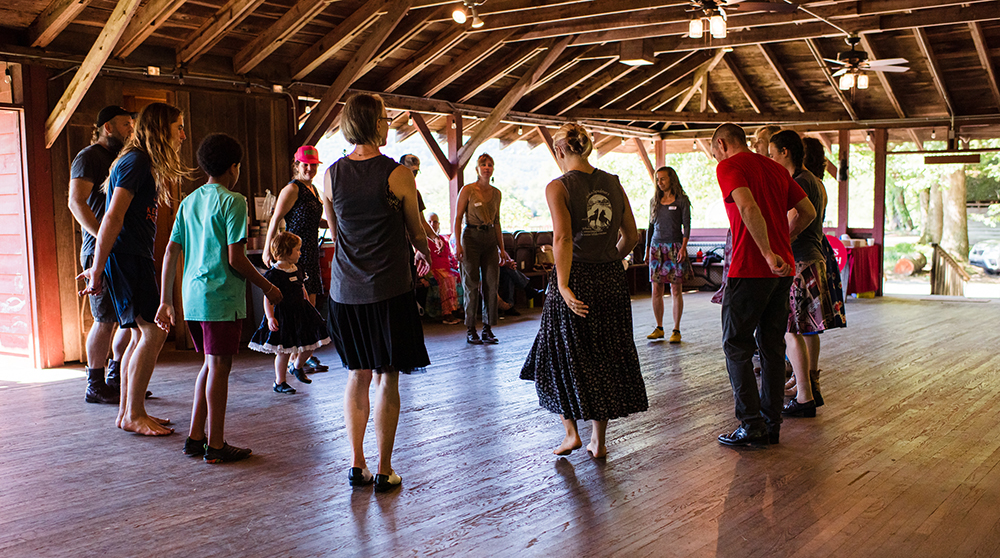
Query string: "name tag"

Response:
xmin=669 ymin=206 xmax=677 ymax=210
xmin=290 ymin=276 xmax=298 ymax=282
xmin=474 ymin=202 xmax=483 ymax=207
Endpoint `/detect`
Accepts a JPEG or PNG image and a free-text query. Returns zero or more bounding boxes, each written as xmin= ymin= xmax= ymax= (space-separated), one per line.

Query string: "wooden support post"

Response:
xmin=537 ymin=126 xmax=557 ymax=163
xmin=633 ymin=137 xmax=654 ymax=182
xmin=873 ymin=127 xmax=887 ymax=295
xmin=448 ymin=112 xmax=464 ymax=229
xmin=837 ymin=129 xmax=850 ymax=236
xmin=44 ymin=0 xmax=144 ymax=148
xmin=411 ymin=112 xmax=454 ymax=179
xmin=293 ymin=0 xmax=411 ymax=147
xmin=654 ymin=139 xmax=665 ymax=169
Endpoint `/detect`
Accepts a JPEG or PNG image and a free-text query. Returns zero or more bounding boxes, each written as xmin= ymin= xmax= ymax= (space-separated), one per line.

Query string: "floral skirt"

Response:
xmin=649 ymin=242 xmax=693 ymax=284
xmin=432 ymin=269 xmax=459 ymax=315
xmin=788 ymin=259 xmax=839 ymax=335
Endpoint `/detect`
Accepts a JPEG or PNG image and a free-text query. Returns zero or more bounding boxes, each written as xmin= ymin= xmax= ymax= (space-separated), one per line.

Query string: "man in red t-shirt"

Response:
xmin=711 ymin=123 xmax=816 ymax=447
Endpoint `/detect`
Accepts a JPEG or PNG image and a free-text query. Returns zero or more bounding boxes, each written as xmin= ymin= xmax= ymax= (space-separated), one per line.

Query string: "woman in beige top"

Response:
xmin=453 ymin=153 xmax=510 ymax=345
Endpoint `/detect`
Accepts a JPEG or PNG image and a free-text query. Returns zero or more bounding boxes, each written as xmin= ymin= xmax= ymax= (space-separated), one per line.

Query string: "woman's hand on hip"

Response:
xmin=559 ymin=286 xmax=588 ymax=317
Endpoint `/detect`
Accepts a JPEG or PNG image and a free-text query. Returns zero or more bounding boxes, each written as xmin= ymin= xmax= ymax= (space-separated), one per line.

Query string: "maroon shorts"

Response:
xmin=187 ymin=320 xmax=243 ymax=356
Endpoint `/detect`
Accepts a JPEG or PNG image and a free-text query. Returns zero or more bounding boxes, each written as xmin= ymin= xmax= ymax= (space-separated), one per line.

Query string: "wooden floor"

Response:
xmin=2 ymin=293 xmax=1000 ymax=558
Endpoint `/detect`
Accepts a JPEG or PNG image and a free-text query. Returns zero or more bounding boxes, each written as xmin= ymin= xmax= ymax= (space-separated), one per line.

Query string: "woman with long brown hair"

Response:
xmin=645 ymin=166 xmax=693 ymax=343
xmin=78 ymin=102 xmax=191 ymax=436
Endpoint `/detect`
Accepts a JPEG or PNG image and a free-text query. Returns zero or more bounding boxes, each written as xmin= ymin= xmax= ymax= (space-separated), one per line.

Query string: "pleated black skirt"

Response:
xmin=328 ymin=290 xmax=429 ymax=373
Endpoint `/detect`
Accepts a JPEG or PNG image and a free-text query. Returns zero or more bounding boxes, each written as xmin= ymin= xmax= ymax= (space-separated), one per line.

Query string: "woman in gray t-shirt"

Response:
xmin=645 ymin=167 xmax=693 ymax=343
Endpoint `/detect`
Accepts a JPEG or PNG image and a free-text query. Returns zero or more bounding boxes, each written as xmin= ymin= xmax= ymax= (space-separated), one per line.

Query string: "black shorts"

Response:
xmin=81 ymin=253 xmax=118 ymax=323
xmin=104 ymin=253 xmax=159 ymax=328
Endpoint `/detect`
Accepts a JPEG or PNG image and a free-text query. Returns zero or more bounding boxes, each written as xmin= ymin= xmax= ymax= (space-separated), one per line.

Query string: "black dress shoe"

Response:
xmin=348 ymin=467 xmax=374 ymax=487
xmin=718 ymin=426 xmax=769 ymax=446
xmin=766 ymin=427 xmax=780 ymax=444
xmin=467 ymin=330 xmax=483 ymax=345
xmin=481 ymin=327 xmax=499 ymax=344
xmin=305 ymin=356 xmax=329 ymax=372
xmin=782 ymin=398 xmax=817 ymax=417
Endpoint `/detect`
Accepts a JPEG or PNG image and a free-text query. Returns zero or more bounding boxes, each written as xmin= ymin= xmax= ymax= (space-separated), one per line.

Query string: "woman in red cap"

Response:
xmin=262 ymin=145 xmax=329 ymax=377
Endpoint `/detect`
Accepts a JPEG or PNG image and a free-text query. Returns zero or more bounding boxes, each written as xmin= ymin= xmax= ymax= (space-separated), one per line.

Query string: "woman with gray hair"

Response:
xmin=321 ymin=93 xmax=430 ymax=492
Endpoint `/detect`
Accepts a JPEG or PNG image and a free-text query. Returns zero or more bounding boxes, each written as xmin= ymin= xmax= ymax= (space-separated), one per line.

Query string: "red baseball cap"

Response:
xmin=295 ymin=145 xmax=321 ymax=164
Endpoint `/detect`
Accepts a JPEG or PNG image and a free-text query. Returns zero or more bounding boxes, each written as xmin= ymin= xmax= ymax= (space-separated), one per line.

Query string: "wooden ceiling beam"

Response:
xmin=537 ymin=125 xmax=557 ymax=162
xmin=45 ymin=0 xmax=144 ymax=148
xmin=474 ymin=0 xmax=675 ymax=33
xmin=914 ymin=28 xmax=955 ymax=117
xmin=907 ymin=129 xmax=924 ymax=150
xmin=454 ymin=42 xmax=543 ymax=103
xmin=176 ymin=0 xmax=267 ymax=66
xmin=457 ymin=35 xmax=572 ymax=168
xmin=969 ymin=21 xmax=1000 ymax=112
xmin=598 ymin=52 xmax=701 ymax=110
xmin=758 ymin=43 xmax=806 ymax=113
xmin=566 ymin=109 xmax=841 ymax=124
xmin=382 ymin=26 xmax=467 ymax=92
xmin=805 ymin=38 xmax=857 ymax=121
xmin=633 ymin=137 xmax=654 ymax=182
xmin=411 ymin=112 xmax=455 ymax=178
xmin=629 ymin=51 xmax=716 ymax=112
xmin=418 ymin=29 xmax=516 ymax=97
xmin=114 ymin=0 xmax=187 ymax=58
xmin=859 ymin=34 xmax=907 ymax=119
xmin=673 ymin=50 xmax=726 ymax=113
xmin=361 ymin=5 xmax=447 ymax=77
xmin=27 ymin=0 xmax=96 ymax=48
xmin=518 ymin=58 xmax=617 ymax=113
xmin=233 ymin=0 xmax=334 ymax=75
xmin=546 ymin=63 xmax=637 ymax=115
xmin=293 ymin=0 xmax=412 ymax=146
xmin=290 ymin=0 xmax=386 ymax=81
xmin=721 ymin=52 xmax=764 ymax=114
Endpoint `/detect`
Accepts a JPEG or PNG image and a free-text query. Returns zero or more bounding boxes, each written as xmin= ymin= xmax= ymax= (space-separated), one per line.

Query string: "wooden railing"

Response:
xmin=930 ymin=244 xmax=971 ymax=296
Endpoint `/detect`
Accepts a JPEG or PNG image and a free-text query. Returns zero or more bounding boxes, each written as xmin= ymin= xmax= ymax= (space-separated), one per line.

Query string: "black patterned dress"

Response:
xmin=249 ymin=266 xmax=331 ymax=354
xmin=520 ymin=169 xmax=648 ymax=421
xmin=283 ymin=180 xmax=324 ymax=295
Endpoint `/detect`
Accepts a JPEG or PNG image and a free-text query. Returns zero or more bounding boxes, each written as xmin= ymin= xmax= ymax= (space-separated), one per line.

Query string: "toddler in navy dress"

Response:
xmin=249 ymin=231 xmax=331 ymax=393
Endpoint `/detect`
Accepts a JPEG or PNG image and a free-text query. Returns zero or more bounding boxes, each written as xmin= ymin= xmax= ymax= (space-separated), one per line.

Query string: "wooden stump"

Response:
xmin=894 ymin=252 xmax=927 ymax=275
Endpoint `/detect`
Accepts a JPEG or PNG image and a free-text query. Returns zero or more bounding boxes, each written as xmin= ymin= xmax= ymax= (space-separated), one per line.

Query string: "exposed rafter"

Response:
xmin=914 ymin=28 xmax=955 ymax=116
xmin=969 ymin=21 xmax=1000 ymax=112
xmin=417 ymin=29 xmax=516 ymax=97
xmin=805 ymin=38 xmax=857 ymax=121
xmin=758 ymin=43 xmax=806 ymax=113
xmin=233 ymin=0 xmax=333 ymax=75
xmin=290 ymin=0 xmax=386 ymax=82
xmin=27 ymin=0 xmax=95 ymax=48
xmin=454 ymin=42 xmax=544 ymax=103
xmin=176 ymin=0 xmax=267 ymax=66
xmin=382 ymin=26 xmax=467 ymax=92
xmin=114 ymin=0 xmax=187 ymax=58
xmin=721 ymin=52 xmax=763 ymax=114
xmin=859 ymin=34 xmax=908 ymax=120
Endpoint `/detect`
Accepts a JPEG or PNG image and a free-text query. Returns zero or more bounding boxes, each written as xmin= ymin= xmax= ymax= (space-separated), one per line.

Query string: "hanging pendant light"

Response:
xmin=452 ymin=5 xmax=467 ymax=24
xmin=709 ymin=14 xmax=726 ymax=39
xmin=838 ymin=72 xmax=855 ymax=91
xmin=856 ymin=73 xmax=869 ymax=90
xmin=689 ymin=18 xmax=703 ymax=39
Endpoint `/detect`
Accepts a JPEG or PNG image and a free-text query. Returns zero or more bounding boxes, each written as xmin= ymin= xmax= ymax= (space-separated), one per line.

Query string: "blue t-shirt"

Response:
xmin=107 ymin=150 xmax=159 ymax=260
xmin=70 ymin=143 xmax=117 ymax=257
xmin=169 ymin=183 xmax=249 ymax=321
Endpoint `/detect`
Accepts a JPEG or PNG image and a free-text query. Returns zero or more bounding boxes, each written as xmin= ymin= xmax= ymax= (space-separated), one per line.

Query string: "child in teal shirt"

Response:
xmin=156 ymin=133 xmax=282 ymax=463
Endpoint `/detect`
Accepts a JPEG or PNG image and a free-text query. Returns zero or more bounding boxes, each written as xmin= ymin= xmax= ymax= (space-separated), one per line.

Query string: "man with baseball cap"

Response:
xmin=68 ymin=105 xmax=135 ymax=403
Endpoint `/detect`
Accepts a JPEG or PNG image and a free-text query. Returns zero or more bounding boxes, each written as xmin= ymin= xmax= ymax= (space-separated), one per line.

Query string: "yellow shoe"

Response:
xmin=647 ymin=327 xmax=664 ymax=340
xmin=668 ymin=329 xmax=682 ymax=344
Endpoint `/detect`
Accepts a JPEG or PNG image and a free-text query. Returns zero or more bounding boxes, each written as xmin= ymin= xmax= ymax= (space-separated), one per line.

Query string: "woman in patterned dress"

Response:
xmin=645 ymin=167 xmax=693 ymax=343
xmin=520 ymin=123 xmax=647 ymax=458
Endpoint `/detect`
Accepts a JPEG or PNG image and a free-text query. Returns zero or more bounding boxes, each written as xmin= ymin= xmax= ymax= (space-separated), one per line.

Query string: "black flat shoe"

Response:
xmin=374 ymin=471 xmax=402 ymax=492
xmin=273 ymin=381 xmax=296 ymax=394
xmin=290 ymin=367 xmax=312 ymax=384
xmin=183 ymin=437 xmax=207 ymax=457
xmin=718 ymin=426 xmax=769 ymax=447
xmin=467 ymin=330 xmax=483 ymax=345
xmin=783 ymin=398 xmax=817 ymax=417
xmin=481 ymin=328 xmax=499 ymax=344
xmin=766 ymin=427 xmax=780 ymax=444
xmin=348 ymin=467 xmax=374 ymax=487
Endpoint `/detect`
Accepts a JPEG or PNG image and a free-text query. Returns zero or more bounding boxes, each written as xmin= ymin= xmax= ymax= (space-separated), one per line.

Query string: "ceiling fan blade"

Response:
xmin=867 ymin=66 xmax=909 ymax=73
xmin=727 ymin=1 xmax=798 ymax=13
xmin=866 ymin=58 xmax=909 ymax=67
xmin=824 ymin=58 xmax=848 ymax=65
xmin=831 ymin=68 xmax=848 ymax=77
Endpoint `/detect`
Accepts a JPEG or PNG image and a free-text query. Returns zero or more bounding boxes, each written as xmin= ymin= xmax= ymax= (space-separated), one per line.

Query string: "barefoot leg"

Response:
xmin=554 ymin=415 xmax=582 ymax=455
xmin=120 ymin=319 xmax=172 ymax=436
xmin=586 ymin=420 xmax=608 ymax=458
xmin=345 ymin=369 xmax=374 ymax=470
xmin=116 ymin=333 xmax=139 ymax=429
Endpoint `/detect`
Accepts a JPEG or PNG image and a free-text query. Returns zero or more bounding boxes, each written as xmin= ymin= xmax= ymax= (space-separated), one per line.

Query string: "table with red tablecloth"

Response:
xmin=826 ymin=235 xmax=881 ymax=296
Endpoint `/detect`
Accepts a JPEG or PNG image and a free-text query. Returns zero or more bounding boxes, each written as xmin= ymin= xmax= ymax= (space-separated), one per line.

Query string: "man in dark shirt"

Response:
xmin=711 ymin=123 xmax=815 ymax=447
xmin=68 ymin=106 xmax=133 ymax=404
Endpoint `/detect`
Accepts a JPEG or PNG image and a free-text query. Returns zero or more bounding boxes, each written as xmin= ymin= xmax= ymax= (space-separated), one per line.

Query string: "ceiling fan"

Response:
xmin=825 ymin=36 xmax=909 ymax=90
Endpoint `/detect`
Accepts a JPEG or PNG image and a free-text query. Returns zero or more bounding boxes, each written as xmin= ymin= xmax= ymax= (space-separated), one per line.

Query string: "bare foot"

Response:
xmin=115 ymin=412 xmax=124 ymax=429
xmin=149 ymin=415 xmax=171 ymax=426
xmin=553 ymin=434 xmax=583 ymax=456
xmin=121 ymin=415 xmax=174 ymax=436
xmin=586 ymin=441 xmax=607 ymax=458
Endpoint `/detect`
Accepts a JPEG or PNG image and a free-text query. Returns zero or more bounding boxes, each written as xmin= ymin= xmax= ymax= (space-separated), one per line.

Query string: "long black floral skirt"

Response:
xmin=520 ymin=260 xmax=648 ymax=421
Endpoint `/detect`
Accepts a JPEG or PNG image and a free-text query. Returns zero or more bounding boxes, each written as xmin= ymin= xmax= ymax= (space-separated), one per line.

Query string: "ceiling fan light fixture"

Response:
xmin=452 ymin=5 xmax=467 ymax=24
xmin=709 ymin=14 xmax=726 ymax=39
xmin=856 ymin=73 xmax=869 ymax=90
xmin=689 ymin=18 xmax=704 ymax=39
xmin=471 ymin=13 xmax=484 ymax=28
xmin=838 ymin=73 xmax=854 ymax=91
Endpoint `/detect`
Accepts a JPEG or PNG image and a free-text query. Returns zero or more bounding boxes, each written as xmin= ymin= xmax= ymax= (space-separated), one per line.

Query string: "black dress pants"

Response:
xmin=721 ymin=276 xmax=793 ymax=432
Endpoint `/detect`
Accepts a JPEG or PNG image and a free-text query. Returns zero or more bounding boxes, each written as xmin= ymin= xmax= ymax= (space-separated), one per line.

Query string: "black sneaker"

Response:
xmin=290 ymin=367 xmax=312 ymax=384
xmin=481 ymin=327 xmax=499 ymax=344
xmin=273 ymin=381 xmax=296 ymax=394
xmin=204 ymin=442 xmax=252 ymax=464
xmin=183 ymin=437 xmax=207 ymax=457
xmin=467 ymin=330 xmax=483 ymax=345
xmin=305 ymin=356 xmax=328 ymax=372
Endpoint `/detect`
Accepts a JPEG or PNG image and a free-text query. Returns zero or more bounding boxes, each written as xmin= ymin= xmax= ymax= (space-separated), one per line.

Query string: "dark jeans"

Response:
xmin=722 ymin=276 xmax=793 ymax=433
xmin=499 ymin=266 xmax=531 ymax=305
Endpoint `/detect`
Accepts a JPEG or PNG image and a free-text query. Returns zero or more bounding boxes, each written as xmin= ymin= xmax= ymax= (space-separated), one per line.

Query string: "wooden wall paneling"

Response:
xmin=837 ymin=128 xmax=850 ymax=236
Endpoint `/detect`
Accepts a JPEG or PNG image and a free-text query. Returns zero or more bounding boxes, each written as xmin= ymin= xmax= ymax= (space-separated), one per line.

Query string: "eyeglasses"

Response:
xmin=379 ymin=117 xmax=393 ymax=125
